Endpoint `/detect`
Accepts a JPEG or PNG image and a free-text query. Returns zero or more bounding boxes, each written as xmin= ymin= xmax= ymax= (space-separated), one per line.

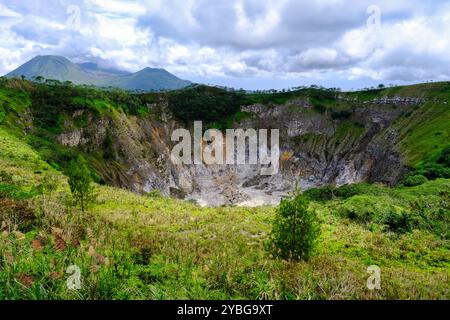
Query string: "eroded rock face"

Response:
xmin=56 ymin=98 xmax=413 ymax=207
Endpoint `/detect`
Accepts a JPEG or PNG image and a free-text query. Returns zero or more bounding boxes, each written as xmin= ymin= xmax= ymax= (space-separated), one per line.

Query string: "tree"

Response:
xmin=268 ymin=191 xmax=321 ymax=261
xmin=66 ymin=156 xmax=96 ymax=212
xmin=32 ymin=76 xmax=45 ymax=83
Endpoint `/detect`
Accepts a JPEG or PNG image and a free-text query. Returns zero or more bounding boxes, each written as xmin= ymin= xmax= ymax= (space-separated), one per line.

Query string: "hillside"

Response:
xmin=0 ymin=78 xmax=449 ymax=299
xmin=105 ymin=68 xmax=193 ymax=92
xmin=6 ymin=56 xmax=99 ymax=85
xmin=5 ymin=55 xmax=191 ymax=92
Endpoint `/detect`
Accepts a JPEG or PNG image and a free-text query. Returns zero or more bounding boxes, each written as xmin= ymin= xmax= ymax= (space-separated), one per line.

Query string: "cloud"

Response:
xmin=0 ymin=0 xmax=449 ymax=88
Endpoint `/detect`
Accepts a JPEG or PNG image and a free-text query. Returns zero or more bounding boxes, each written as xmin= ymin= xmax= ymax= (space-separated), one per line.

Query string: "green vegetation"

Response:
xmin=402 ymin=147 xmax=450 ymax=183
xmin=268 ymin=192 xmax=321 ymax=261
xmin=168 ymin=85 xmax=246 ymax=127
xmin=396 ymin=102 xmax=450 ymax=167
xmin=246 ymin=87 xmax=337 ymax=106
xmin=335 ymin=121 xmax=365 ymax=139
xmin=306 ymin=180 xmax=450 ymax=239
xmin=66 ymin=156 xmax=96 ymax=213
xmin=0 ymin=143 xmax=448 ymax=298
xmin=0 ymin=78 xmax=449 ymax=300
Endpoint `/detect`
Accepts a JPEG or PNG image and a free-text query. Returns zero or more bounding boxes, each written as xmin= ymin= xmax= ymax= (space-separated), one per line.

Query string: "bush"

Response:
xmin=148 ymin=189 xmax=162 ymax=198
xmin=304 ymin=183 xmax=382 ymax=202
xmin=378 ymin=208 xmax=414 ymax=234
xmin=268 ymin=192 xmax=320 ymax=261
xmin=303 ymin=185 xmax=335 ymax=201
xmin=416 ymin=164 xmax=450 ymax=180
xmin=65 ymin=155 xmax=96 ymax=212
xmin=409 ymin=194 xmax=450 ymax=239
xmin=437 ymin=146 xmax=450 ymax=167
xmin=406 ymin=147 xmax=450 ymax=181
xmin=402 ymin=175 xmax=428 ymax=187
xmin=337 ymin=195 xmax=380 ymax=223
xmin=0 ymin=183 xmax=40 ymax=200
xmin=337 ymin=195 xmax=419 ymax=234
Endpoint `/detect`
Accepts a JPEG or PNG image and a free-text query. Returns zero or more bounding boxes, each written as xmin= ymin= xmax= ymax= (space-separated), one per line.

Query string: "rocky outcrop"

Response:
xmin=55 ymin=96 xmax=414 ymax=207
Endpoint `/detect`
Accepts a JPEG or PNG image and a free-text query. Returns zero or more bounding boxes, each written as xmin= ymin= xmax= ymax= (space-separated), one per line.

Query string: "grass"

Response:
xmin=1 ymin=179 xmax=448 ymax=299
xmin=0 ymin=130 xmax=448 ymax=299
xmin=335 ymin=122 xmax=366 ymax=140
xmin=0 ymin=79 xmax=449 ymax=300
xmin=395 ymin=102 xmax=450 ymax=166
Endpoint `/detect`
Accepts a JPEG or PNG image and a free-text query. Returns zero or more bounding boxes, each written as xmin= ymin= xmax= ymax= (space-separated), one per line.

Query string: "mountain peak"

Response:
xmin=5 ymin=55 xmax=192 ymax=91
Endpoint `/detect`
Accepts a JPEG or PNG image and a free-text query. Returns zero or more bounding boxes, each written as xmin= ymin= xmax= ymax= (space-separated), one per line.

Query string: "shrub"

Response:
xmin=402 ymin=175 xmax=428 ymax=187
xmin=0 ymin=183 xmax=39 ymax=200
xmin=416 ymin=164 xmax=450 ymax=180
xmin=148 ymin=189 xmax=162 ymax=198
xmin=437 ymin=146 xmax=450 ymax=167
xmin=65 ymin=155 xmax=96 ymax=212
xmin=337 ymin=195 xmax=379 ymax=223
xmin=268 ymin=192 xmax=320 ymax=261
xmin=304 ymin=183 xmax=382 ymax=202
xmin=378 ymin=207 xmax=414 ymax=234
xmin=303 ymin=185 xmax=335 ymax=201
xmin=333 ymin=183 xmax=379 ymax=199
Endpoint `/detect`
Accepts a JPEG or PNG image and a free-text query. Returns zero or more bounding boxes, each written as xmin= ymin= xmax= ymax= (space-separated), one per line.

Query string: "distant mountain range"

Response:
xmin=5 ymin=55 xmax=192 ymax=92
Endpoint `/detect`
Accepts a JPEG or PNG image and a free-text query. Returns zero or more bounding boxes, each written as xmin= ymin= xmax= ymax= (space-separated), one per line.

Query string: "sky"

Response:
xmin=0 ymin=0 xmax=450 ymax=90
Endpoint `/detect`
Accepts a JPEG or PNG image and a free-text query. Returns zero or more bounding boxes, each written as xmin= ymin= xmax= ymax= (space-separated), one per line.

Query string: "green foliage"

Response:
xmin=0 ymin=170 xmax=13 ymax=183
xmin=168 ymin=85 xmax=246 ymax=126
xmin=437 ymin=146 xmax=450 ymax=167
xmin=246 ymin=87 xmax=337 ymax=107
xmin=211 ymin=111 xmax=253 ymax=131
xmin=416 ymin=164 xmax=450 ymax=180
xmin=337 ymin=195 xmax=383 ymax=224
xmin=27 ymin=133 xmax=79 ymax=168
xmin=148 ymin=189 xmax=162 ymax=198
xmin=401 ymin=175 xmax=428 ymax=187
xmin=378 ymin=207 xmax=414 ymax=234
xmin=407 ymin=147 xmax=450 ymax=181
xmin=0 ymin=183 xmax=39 ymax=200
xmin=65 ymin=156 xmax=96 ymax=212
xmin=335 ymin=121 xmax=365 ymax=139
xmin=268 ymin=192 xmax=321 ymax=261
xmin=1 ymin=78 xmax=450 ymax=300
xmin=333 ymin=181 xmax=450 ymax=238
xmin=103 ymin=129 xmax=116 ymax=161
xmin=303 ymin=185 xmax=336 ymax=201
xmin=304 ymin=183 xmax=384 ymax=202
xmin=409 ymin=193 xmax=450 ymax=239
xmin=396 ymin=102 xmax=450 ymax=166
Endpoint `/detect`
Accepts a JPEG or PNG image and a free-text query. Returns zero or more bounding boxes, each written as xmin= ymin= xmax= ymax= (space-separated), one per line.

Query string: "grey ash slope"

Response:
xmin=6 ymin=55 xmax=191 ymax=91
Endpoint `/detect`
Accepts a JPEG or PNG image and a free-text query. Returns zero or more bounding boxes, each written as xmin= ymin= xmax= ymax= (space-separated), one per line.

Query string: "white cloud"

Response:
xmin=0 ymin=0 xmax=450 ymax=88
